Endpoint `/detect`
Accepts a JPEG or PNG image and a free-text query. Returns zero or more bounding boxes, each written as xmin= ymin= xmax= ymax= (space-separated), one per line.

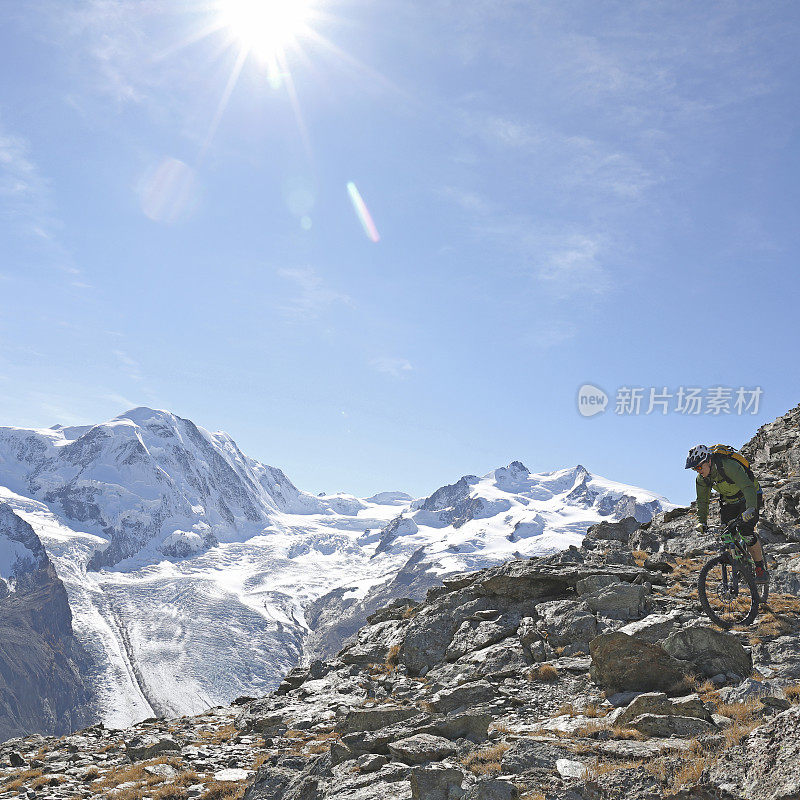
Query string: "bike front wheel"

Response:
xmin=698 ymin=554 xmax=760 ymax=629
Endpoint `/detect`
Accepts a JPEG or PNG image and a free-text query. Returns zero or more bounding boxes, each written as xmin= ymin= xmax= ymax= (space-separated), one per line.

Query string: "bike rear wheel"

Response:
xmin=698 ymin=554 xmax=760 ymax=628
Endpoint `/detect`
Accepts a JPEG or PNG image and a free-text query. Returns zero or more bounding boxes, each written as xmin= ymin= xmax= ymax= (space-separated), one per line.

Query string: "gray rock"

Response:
xmin=575 ymin=575 xmax=621 ymax=595
xmin=409 ymin=764 xmax=465 ymax=800
xmin=535 ymin=600 xmax=597 ymax=648
xmin=357 ymin=754 xmax=388 ymax=773
xmin=718 ymin=677 xmax=786 ymax=705
xmin=707 ymin=705 xmax=800 ymax=799
xmin=627 ymin=713 xmax=716 ymax=738
xmin=589 ymin=632 xmax=690 ymax=694
xmin=429 ymin=682 xmax=495 ymax=713
xmin=463 ymin=778 xmax=519 ymax=800
xmin=124 ymin=734 xmax=180 ymax=761
xmin=583 ymin=582 xmax=649 ymax=620
xmin=500 ymin=738 xmax=573 ymax=773
xmin=340 ymin=706 xmax=420 ymax=734
xmin=661 ymin=626 xmax=752 ymax=679
xmin=388 ymin=734 xmax=457 ymax=765
xmin=584 ymin=517 xmax=641 ymax=545
xmin=617 ymin=611 xmax=684 ymax=644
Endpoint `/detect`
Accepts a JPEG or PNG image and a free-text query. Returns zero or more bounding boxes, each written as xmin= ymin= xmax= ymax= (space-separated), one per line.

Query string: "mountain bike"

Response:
xmin=697 ymin=515 xmax=769 ymax=629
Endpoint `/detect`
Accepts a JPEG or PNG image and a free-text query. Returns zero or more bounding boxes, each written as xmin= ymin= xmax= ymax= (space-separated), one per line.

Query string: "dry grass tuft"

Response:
xmin=583 ymin=703 xmax=607 ymax=718
xmin=785 ymin=684 xmax=800 ymax=704
xmin=670 ymin=752 xmax=712 ymax=791
xmin=197 ymin=722 xmax=237 ymax=744
xmin=528 ymin=664 xmax=559 ymax=682
xmin=198 ymin=779 xmax=247 ymax=800
xmin=571 ymin=719 xmax=608 ymax=738
xmin=460 ymin=741 xmax=511 ymax=776
xmin=643 ymin=757 xmax=668 ymax=781
xmin=723 ymin=720 xmax=759 ymax=748
xmin=402 ymin=604 xmax=419 ymax=619
xmin=609 ymin=726 xmax=646 ymax=741
xmin=632 ymin=550 xmax=649 ymax=567
xmin=3 ymin=769 xmax=45 ymax=791
xmin=717 ymin=697 xmax=761 ymax=724
xmin=582 ymin=758 xmax=641 ymax=781
xmin=385 ymin=644 xmax=401 ymax=670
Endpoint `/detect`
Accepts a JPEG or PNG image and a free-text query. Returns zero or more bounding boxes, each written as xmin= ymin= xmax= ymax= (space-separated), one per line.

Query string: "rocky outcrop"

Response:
xmin=0 ymin=505 xmax=95 ymax=741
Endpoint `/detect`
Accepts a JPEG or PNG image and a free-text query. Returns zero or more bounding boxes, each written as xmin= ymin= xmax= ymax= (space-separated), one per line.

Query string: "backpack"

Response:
xmin=710 ymin=444 xmax=756 ymax=483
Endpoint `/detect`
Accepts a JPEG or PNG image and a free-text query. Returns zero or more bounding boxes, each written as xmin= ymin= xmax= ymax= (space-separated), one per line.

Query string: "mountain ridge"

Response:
xmin=0 ymin=407 xmax=668 ymax=731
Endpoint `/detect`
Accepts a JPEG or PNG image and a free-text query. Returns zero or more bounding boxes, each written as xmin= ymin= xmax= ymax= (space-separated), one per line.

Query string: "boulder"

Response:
xmin=661 ymin=626 xmax=752 ymax=679
xmin=627 ymin=713 xmax=716 ymax=738
xmin=429 ymin=681 xmax=495 ymax=713
xmin=707 ymin=705 xmax=800 ymax=799
xmin=340 ymin=705 xmax=420 ymax=734
xmin=718 ymin=678 xmax=787 ymax=705
xmin=446 ymin=615 xmax=520 ymax=661
xmin=124 ymin=734 xmax=180 ymax=761
xmin=584 ymin=517 xmax=641 ymax=544
xmin=589 ymin=632 xmax=690 ymax=694
xmin=575 ymin=575 xmax=621 ymax=595
xmin=535 ymin=600 xmax=597 ymax=648
xmin=464 ymin=778 xmax=519 ymax=800
xmin=582 ymin=582 xmax=649 ymax=620
xmin=617 ymin=611 xmax=684 ymax=644
xmin=500 ymin=739 xmax=573 ymax=773
xmin=409 ymin=764 xmax=465 ymax=800
xmin=388 ymin=734 xmax=457 ymax=765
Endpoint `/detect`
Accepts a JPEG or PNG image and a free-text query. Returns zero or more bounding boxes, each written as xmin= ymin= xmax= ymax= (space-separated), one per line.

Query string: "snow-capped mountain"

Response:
xmin=0 ymin=407 xmax=350 ymax=570
xmin=302 ymin=459 xmax=667 ymax=661
xmin=0 ymin=409 xmax=670 ymax=731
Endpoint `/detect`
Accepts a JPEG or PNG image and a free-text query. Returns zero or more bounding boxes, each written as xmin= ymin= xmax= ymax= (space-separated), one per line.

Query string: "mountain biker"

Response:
xmin=685 ymin=444 xmax=767 ymax=582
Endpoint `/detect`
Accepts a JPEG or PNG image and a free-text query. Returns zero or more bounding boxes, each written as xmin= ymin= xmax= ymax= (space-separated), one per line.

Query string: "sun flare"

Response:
xmin=217 ymin=0 xmax=313 ymax=60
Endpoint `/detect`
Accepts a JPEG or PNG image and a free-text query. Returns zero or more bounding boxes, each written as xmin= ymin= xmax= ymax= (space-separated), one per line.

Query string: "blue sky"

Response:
xmin=1 ymin=0 xmax=798 ymax=505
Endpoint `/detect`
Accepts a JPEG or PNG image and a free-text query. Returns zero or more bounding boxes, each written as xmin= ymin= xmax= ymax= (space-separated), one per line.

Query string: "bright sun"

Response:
xmin=218 ymin=0 xmax=313 ymax=60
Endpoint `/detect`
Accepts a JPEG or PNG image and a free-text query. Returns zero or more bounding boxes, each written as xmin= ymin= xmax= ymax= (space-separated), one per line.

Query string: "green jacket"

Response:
xmin=696 ymin=456 xmax=760 ymax=525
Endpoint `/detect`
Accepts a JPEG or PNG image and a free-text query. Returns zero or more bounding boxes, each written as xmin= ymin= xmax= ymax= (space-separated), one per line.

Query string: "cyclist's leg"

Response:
xmin=720 ymin=497 xmax=743 ymax=527
xmin=746 ymin=492 xmax=765 ymax=563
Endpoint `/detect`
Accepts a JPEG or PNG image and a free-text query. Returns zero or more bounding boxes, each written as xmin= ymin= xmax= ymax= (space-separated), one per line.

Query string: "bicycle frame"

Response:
xmin=713 ymin=515 xmax=749 ymax=585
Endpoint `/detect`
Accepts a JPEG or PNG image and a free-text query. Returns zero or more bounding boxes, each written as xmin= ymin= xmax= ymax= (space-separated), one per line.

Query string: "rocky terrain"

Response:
xmin=0 ymin=409 xmax=667 ymax=727
xmin=0 ymin=404 xmax=799 ymax=799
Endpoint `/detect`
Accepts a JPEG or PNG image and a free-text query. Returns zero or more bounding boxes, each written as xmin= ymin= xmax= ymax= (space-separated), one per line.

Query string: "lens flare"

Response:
xmin=346 ymin=182 xmax=380 ymax=243
xmin=139 ymin=158 xmax=199 ymax=224
xmin=217 ymin=0 xmax=312 ymax=59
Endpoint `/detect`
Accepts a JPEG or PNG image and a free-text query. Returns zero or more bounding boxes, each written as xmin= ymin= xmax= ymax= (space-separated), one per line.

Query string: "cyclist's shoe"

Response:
xmin=754 ymin=566 xmax=769 ymax=584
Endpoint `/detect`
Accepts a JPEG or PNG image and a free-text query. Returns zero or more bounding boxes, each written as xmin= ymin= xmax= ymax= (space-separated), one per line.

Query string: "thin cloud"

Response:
xmin=277 ymin=268 xmax=353 ymax=321
xmin=0 ymin=124 xmax=59 ymax=241
xmin=101 ymin=392 xmax=139 ymax=410
xmin=113 ymin=349 xmax=143 ymax=383
xmin=370 ymin=357 xmax=413 ymax=379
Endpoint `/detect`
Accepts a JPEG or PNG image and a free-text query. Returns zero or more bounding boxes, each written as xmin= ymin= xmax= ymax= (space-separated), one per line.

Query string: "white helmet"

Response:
xmin=685 ymin=444 xmax=712 ymax=469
